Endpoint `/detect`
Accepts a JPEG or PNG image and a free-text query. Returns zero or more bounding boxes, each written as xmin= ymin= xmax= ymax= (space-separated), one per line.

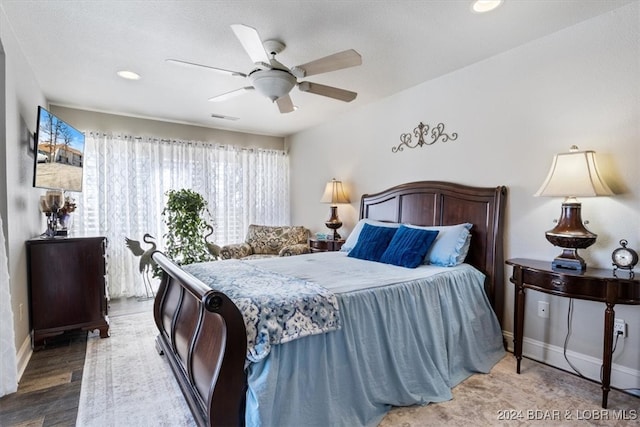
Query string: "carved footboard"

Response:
xmin=152 ymin=251 xmax=247 ymax=427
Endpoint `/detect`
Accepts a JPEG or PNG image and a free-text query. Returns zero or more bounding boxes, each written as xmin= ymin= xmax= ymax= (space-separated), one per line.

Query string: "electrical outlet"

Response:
xmin=614 ymin=318 xmax=626 ymax=338
xmin=537 ymin=301 xmax=549 ymax=319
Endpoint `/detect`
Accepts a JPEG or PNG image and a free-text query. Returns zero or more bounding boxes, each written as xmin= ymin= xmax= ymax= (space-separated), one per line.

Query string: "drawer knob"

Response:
xmin=551 ymin=279 xmax=565 ymax=289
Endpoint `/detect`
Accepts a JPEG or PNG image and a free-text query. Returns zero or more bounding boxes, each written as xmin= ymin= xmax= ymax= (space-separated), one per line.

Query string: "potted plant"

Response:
xmin=161 ymin=189 xmax=214 ymax=265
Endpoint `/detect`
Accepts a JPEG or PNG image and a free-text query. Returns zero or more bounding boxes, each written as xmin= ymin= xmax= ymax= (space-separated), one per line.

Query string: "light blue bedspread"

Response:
xmin=242 ymin=253 xmax=505 ymax=426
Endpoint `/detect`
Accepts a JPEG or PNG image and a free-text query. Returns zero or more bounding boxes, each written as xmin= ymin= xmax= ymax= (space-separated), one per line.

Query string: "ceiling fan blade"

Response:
xmin=208 ymin=86 xmax=254 ymax=102
xmin=166 ymin=59 xmax=246 ymax=77
xmin=231 ymin=24 xmax=270 ymax=65
xmin=292 ymin=49 xmax=362 ymax=78
xmin=298 ymin=82 xmax=357 ymax=102
xmin=276 ymin=95 xmax=295 ymax=114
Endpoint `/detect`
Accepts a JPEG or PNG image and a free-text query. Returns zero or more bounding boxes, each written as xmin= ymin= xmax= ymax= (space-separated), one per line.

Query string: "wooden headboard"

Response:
xmin=360 ymin=181 xmax=507 ymax=326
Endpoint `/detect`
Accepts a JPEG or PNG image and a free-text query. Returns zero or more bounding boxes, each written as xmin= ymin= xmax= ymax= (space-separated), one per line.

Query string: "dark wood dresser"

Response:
xmin=26 ymin=236 xmax=110 ymax=349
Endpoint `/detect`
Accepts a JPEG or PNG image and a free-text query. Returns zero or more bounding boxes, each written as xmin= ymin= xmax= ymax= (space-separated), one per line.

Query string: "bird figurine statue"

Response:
xmin=125 ymin=233 xmax=157 ymax=300
xmin=204 ymin=223 xmax=221 ymax=260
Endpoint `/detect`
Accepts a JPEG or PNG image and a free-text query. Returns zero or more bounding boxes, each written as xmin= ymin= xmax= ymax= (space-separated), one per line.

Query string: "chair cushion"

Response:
xmin=279 ymin=243 xmax=311 ymax=257
xmin=219 ymin=242 xmax=253 ymax=260
xmin=246 ymin=225 xmax=309 ymax=255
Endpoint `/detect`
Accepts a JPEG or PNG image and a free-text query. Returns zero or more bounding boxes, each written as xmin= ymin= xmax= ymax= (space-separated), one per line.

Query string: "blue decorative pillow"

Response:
xmin=380 ymin=225 xmax=439 ymax=268
xmin=347 ymin=223 xmax=398 ymax=262
xmin=341 ymin=219 xmax=400 ymax=252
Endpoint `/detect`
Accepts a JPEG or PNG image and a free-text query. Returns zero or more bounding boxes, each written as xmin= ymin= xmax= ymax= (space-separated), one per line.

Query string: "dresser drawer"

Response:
xmin=520 ymin=267 xmax=609 ymax=302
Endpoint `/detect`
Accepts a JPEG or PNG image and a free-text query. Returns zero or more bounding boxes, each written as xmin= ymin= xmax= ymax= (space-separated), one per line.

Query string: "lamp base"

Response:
xmin=325 ymin=205 xmax=343 ymax=240
xmin=551 ymin=248 xmax=586 ymax=271
xmin=545 ymin=201 xmax=596 ymax=272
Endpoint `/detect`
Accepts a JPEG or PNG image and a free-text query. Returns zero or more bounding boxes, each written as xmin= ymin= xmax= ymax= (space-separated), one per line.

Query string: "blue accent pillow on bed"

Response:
xmin=341 ymin=219 xmax=400 ymax=252
xmin=347 ymin=223 xmax=398 ymax=262
xmin=380 ymin=225 xmax=439 ymax=268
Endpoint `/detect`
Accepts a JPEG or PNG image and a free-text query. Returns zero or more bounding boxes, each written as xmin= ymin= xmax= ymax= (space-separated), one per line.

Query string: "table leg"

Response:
xmin=513 ymin=267 xmax=525 ymax=374
xmin=601 ymin=302 xmax=615 ymax=409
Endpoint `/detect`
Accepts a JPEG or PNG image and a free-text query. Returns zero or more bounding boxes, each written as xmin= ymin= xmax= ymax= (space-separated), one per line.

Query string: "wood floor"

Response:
xmin=0 ymin=298 xmax=153 ymax=427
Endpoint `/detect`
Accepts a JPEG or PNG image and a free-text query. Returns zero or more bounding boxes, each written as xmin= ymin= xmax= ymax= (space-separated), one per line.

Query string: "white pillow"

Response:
xmin=340 ymin=219 xmax=400 ymax=252
xmin=405 ymin=223 xmax=472 ymax=266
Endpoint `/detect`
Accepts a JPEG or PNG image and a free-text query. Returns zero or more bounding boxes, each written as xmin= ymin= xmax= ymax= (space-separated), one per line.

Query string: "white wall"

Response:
xmin=1 ymin=6 xmax=49 ymax=381
xmin=287 ymin=4 xmax=639 ymax=389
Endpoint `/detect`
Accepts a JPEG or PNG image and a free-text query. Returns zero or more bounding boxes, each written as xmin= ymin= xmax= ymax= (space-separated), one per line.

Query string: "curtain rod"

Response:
xmin=87 ymin=132 xmax=287 ymax=155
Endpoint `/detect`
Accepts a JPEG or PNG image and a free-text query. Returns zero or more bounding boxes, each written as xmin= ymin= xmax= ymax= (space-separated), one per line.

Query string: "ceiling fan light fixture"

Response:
xmin=249 ymin=69 xmax=297 ymax=102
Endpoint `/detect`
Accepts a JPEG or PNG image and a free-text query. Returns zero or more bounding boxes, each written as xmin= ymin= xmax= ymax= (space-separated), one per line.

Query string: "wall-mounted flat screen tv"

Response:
xmin=33 ymin=106 xmax=85 ymax=192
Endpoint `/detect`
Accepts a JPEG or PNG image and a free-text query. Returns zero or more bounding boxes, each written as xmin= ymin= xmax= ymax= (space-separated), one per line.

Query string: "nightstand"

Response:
xmin=309 ymin=238 xmax=345 ymax=253
xmin=506 ymin=258 xmax=640 ymax=409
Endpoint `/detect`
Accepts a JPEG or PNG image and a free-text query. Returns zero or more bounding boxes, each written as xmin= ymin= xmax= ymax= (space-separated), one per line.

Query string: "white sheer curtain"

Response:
xmin=0 ymin=212 xmax=18 ymax=396
xmin=72 ymin=133 xmax=290 ymax=298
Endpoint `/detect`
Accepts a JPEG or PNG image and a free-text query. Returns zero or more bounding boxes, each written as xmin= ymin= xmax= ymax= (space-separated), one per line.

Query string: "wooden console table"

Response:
xmin=506 ymin=258 xmax=640 ymax=409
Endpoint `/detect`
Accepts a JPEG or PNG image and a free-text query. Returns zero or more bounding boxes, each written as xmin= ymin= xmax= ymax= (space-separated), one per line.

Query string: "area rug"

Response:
xmin=77 ymin=311 xmax=638 ymax=426
xmin=381 ymin=356 xmax=639 ymax=427
xmin=76 ymin=311 xmax=195 ymax=426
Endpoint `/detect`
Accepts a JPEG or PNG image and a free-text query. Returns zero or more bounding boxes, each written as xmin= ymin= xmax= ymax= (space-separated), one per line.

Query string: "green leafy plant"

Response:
xmin=161 ymin=189 xmax=213 ymax=265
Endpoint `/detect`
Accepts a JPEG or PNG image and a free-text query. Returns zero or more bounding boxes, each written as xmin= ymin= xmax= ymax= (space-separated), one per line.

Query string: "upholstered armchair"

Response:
xmin=220 ymin=224 xmax=311 ymax=260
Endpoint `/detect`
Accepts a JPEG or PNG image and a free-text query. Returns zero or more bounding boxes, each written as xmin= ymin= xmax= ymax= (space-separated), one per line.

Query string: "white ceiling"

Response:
xmin=1 ymin=0 xmax=633 ymax=137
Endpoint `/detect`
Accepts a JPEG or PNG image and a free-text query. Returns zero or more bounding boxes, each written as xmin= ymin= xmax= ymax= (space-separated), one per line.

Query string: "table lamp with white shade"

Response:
xmin=535 ymin=145 xmax=613 ymax=271
xmin=320 ymin=178 xmax=350 ymax=240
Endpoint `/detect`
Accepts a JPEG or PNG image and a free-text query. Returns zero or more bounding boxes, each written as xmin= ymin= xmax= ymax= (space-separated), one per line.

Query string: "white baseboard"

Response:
xmin=502 ymin=331 xmax=640 ymax=392
xmin=16 ymin=334 xmax=32 ymax=381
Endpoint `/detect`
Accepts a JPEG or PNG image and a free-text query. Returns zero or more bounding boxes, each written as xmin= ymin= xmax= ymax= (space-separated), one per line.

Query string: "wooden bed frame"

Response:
xmin=152 ymin=181 xmax=507 ymax=427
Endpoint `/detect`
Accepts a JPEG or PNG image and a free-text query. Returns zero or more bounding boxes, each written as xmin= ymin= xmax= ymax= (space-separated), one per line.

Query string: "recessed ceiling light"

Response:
xmin=471 ymin=0 xmax=503 ymax=13
xmin=117 ymin=70 xmax=141 ymax=80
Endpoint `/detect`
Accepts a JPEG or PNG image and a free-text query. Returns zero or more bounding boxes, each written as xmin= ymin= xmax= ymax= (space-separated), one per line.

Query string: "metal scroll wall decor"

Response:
xmin=392 ymin=121 xmax=458 ymax=153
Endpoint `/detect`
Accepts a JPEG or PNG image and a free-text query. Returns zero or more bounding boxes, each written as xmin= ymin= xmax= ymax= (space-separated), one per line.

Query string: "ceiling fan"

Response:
xmin=167 ymin=24 xmax=362 ymax=114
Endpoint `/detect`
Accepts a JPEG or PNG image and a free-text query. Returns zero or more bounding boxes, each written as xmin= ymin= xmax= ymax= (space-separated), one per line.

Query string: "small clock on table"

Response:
xmin=612 ymin=239 xmax=638 ymax=278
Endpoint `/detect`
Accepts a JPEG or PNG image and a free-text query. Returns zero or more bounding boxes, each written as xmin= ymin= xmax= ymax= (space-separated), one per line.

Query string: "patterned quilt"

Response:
xmin=183 ymin=260 xmax=341 ymax=362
